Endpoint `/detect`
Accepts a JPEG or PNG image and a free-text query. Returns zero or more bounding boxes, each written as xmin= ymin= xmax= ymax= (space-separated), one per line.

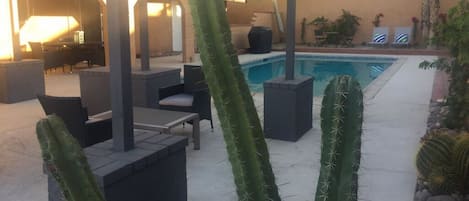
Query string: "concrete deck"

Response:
xmin=0 ymin=52 xmax=436 ymax=201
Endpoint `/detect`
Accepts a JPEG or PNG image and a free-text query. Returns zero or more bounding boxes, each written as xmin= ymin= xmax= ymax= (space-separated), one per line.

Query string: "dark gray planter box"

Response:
xmin=79 ymin=67 xmax=180 ymax=115
xmin=47 ymin=130 xmax=188 ymax=201
xmin=0 ymin=59 xmax=44 ymax=103
xmin=264 ymin=76 xmax=313 ymax=141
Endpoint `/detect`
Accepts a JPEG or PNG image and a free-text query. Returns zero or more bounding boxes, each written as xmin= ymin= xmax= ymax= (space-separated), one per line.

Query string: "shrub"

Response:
xmin=420 ymin=0 xmax=469 ymax=130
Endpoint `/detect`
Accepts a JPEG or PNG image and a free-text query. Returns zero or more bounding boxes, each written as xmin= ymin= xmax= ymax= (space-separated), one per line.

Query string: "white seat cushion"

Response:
xmin=159 ymin=94 xmax=193 ymax=107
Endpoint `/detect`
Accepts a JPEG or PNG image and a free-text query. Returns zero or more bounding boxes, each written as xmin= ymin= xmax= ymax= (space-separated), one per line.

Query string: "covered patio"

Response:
xmin=0 ymin=52 xmax=437 ymax=201
xmin=0 ymin=0 xmax=458 ymax=200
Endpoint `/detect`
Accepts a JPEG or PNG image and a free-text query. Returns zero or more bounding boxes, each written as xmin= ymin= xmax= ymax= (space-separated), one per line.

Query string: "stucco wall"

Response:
xmin=226 ymin=1 xmax=282 ymax=48
xmin=226 ymin=0 xmax=275 ymax=24
xmin=14 ymin=0 xmax=461 ymax=60
xmin=135 ymin=0 xmax=173 ymax=56
xmin=440 ymin=0 xmax=460 ymax=13
xmin=276 ymin=0 xmax=459 ymax=45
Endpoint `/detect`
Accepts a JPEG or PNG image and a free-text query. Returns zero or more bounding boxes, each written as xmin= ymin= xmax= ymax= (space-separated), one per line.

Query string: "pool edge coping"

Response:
xmin=362 ymin=57 xmax=406 ymax=102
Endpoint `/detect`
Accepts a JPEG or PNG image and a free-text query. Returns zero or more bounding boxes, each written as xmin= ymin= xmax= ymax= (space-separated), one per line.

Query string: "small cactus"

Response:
xmin=315 ymin=75 xmax=364 ymax=201
xmin=416 ymin=131 xmax=469 ymax=194
xmin=36 ymin=115 xmax=105 ymax=201
xmin=416 ymin=133 xmax=455 ymax=178
xmin=453 ymin=135 xmax=469 ymax=193
xmin=427 ymin=166 xmax=457 ymax=195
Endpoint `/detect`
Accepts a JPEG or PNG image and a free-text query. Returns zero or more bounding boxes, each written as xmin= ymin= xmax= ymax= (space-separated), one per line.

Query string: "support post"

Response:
xmin=285 ymin=0 xmax=295 ymax=80
xmin=9 ymin=0 xmax=21 ymax=61
xmin=138 ymin=0 xmax=149 ymax=70
xmin=107 ymin=0 xmax=134 ymax=151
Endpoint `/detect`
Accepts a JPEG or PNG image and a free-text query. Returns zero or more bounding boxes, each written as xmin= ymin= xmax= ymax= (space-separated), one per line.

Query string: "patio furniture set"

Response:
xmin=38 ymin=64 xmax=212 ymax=201
xmin=314 ymin=26 xmax=413 ymax=47
xmin=37 ymin=64 xmax=212 ymax=150
xmin=29 ymin=41 xmax=105 ymax=73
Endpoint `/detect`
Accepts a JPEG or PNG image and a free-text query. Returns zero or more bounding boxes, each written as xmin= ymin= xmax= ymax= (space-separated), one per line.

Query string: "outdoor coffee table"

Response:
xmin=90 ymin=107 xmax=200 ymax=150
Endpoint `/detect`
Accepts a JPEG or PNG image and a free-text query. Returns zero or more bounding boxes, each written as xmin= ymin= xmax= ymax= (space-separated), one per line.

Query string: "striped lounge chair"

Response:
xmin=368 ymin=27 xmax=389 ymax=46
xmin=392 ymin=27 xmax=412 ymax=47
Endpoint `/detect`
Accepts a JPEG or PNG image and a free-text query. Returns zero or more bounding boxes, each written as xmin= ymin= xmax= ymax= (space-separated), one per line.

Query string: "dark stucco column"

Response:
xmin=285 ymin=0 xmax=295 ymax=80
xmin=264 ymin=0 xmax=312 ymax=142
xmin=107 ymin=0 xmax=134 ymax=151
xmin=138 ymin=0 xmax=150 ymax=71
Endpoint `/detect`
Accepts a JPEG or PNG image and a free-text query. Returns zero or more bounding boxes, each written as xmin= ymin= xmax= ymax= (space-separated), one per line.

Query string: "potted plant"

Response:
xmin=308 ymin=16 xmax=329 ymax=36
xmin=336 ymin=10 xmax=361 ymax=45
xmin=411 ymin=17 xmax=420 ymax=46
xmin=372 ymin=13 xmax=384 ymax=27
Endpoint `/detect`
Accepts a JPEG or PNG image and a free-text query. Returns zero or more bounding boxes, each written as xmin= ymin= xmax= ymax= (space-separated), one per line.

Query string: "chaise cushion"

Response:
xmin=159 ymin=94 xmax=194 ymax=107
xmin=394 ymin=33 xmax=409 ymax=43
xmin=372 ymin=33 xmax=386 ymax=43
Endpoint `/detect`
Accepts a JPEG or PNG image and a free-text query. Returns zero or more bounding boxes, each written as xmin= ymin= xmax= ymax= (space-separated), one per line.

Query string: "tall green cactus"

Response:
xmin=316 ymin=75 xmax=363 ymax=201
xmin=188 ymin=1 xmax=280 ymax=201
xmin=36 ymin=115 xmax=105 ymax=201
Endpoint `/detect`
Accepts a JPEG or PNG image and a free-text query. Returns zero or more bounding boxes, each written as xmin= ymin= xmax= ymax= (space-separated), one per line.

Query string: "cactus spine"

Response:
xmin=315 ymin=75 xmax=363 ymax=201
xmin=188 ymin=1 xmax=280 ymax=201
xmin=36 ymin=115 xmax=105 ymax=201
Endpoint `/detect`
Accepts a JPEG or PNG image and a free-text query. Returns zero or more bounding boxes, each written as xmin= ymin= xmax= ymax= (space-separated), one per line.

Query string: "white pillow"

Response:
xmin=159 ymin=94 xmax=194 ymax=107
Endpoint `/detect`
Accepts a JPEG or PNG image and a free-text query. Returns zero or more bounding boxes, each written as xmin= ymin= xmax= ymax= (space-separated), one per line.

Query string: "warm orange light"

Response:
xmin=20 ymin=16 xmax=79 ymax=50
xmin=96 ymin=0 xmax=137 ymax=34
xmin=128 ymin=0 xmax=137 ymax=34
xmin=11 ymin=0 xmax=19 ymax=34
xmin=0 ymin=0 xmax=13 ymax=60
xmin=165 ymin=3 xmax=172 ymax=17
xmin=148 ymin=2 xmax=164 ymax=17
xmin=175 ymin=4 xmax=182 ymax=17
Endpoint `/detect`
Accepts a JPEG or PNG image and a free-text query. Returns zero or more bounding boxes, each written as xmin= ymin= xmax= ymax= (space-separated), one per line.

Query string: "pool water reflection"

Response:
xmin=242 ymin=56 xmax=394 ymax=96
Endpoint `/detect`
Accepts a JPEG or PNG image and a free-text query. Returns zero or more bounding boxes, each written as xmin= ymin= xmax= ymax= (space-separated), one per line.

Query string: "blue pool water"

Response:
xmin=241 ymin=55 xmax=396 ymax=96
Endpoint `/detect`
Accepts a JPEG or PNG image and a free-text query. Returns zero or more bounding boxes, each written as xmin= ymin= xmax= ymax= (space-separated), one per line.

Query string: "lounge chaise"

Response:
xmin=368 ymin=27 xmax=389 ymax=46
xmin=392 ymin=27 xmax=412 ymax=47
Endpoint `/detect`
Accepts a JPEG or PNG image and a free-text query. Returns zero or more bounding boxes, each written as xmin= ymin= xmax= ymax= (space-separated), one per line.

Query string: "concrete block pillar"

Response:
xmin=264 ymin=76 xmax=313 ymax=141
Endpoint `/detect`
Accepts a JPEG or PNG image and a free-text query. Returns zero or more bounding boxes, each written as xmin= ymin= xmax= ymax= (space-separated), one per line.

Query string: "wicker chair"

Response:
xmin=29 ymin=42 xmax=66 ymax=72
xmin=158 ymin=65 xmax=213 ymax=129
xmin=37 ymin=94 xmax=112 ymax=147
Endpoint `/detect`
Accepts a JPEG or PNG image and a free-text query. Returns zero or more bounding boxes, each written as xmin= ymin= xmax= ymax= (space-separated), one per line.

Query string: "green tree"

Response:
xmin=420 ymin=0 xmax=469 ymax=130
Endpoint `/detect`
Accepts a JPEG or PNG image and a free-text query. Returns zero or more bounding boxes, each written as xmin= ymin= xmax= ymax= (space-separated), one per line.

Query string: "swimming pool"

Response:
xmin=241 ymin=55 xmax=396 ymax=96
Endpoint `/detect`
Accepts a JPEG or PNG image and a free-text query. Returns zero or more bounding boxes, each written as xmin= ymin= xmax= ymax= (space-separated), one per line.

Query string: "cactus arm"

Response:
xmin=36 ymin=115 xmax=105 ymax=201
xmin=316 ymin=76 xmax=363 ymax=201
xmin=188 ymin=1 xmax=280 ymax=201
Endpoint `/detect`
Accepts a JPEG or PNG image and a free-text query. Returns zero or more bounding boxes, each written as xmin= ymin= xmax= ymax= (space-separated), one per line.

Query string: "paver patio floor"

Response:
xmin=0 ymin=53 xmax=436 ymax=201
